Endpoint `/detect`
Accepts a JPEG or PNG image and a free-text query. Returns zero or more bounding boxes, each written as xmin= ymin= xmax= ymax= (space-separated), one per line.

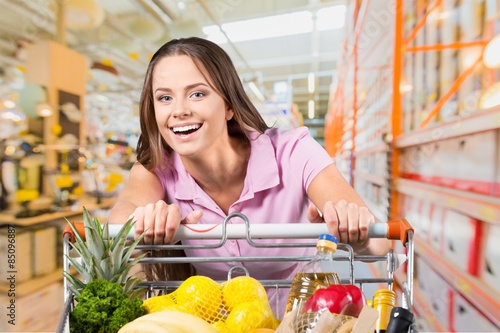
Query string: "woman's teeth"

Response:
xmin=172 ymin=124 xmax=201 ymax=134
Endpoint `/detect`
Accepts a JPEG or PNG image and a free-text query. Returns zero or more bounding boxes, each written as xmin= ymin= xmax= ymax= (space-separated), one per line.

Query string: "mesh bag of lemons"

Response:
xmin=143 ymin=275 xmax=280 ymax=333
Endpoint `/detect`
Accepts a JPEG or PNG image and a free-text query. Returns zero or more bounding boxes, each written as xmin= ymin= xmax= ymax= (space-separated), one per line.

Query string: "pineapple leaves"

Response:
xmin=64 ymin=207 xmax=146 ymax=297
xmin=82 ymin=208 xmax=105 ymax=261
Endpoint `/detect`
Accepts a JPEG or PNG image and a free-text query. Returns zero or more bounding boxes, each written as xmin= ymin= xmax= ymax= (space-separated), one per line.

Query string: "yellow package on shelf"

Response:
xmin=55 ymin=175 xmax=73 ymax=189
xmin=15 ymin=189 xmax=39 ymax=203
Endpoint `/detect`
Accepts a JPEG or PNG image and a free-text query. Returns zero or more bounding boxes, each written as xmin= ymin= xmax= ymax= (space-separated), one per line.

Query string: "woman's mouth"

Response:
xmin=171 ymin=124 xmax=202 ymax=136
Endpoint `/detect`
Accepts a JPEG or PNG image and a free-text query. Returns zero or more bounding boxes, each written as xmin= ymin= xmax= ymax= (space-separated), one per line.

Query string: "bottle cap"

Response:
xmin=318 ymin=234 xmax=338 ymax=244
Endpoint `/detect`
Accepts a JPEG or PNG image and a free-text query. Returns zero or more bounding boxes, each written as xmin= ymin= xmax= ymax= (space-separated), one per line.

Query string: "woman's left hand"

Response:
xmin=307 ymin=200 xmax=375 ymax=252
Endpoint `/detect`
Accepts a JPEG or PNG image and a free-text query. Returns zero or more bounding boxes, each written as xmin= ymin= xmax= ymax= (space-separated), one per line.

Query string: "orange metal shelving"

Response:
xmin=325 ymin=1 xmax=500 ymax=330
xmin=325 ymin=0 xmax=499 ymax=218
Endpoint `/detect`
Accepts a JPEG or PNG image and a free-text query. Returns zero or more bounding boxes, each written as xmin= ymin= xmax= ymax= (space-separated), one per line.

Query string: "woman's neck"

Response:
xmin=181 ymin=137 xmax=250 ymax=195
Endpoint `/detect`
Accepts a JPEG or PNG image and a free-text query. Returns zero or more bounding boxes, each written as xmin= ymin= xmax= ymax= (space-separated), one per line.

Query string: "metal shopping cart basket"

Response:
xmin=57 ymin=212 xmax=416 ymax=333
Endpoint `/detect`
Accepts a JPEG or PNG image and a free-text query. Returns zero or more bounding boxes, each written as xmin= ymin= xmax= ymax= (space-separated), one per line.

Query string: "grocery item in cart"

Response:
xmin=142 ymin=275 xmax=279 ymax=332
xmin=302 ymin=284 xmax=366 ymax=317
xmin=285 ymin=234 xmax=341 ymax=314
xmin=372 ymin=289 xmax=396 ymax=333
xmin=118 ymin=311 xmax=219 ymax=332
xmin=385 ymin=306 xmax=415 ymax=333
xmin=63 ymin=207 xmax=145 ymax=298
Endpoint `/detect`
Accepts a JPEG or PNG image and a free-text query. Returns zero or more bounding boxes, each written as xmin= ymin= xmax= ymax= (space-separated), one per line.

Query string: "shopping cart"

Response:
xmin=57 ymin=212 xmax=415 ymax=333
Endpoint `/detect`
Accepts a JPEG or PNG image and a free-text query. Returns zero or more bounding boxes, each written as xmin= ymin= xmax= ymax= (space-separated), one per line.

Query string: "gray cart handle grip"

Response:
xmin=64 ymin=216 xmax=412 ymax=245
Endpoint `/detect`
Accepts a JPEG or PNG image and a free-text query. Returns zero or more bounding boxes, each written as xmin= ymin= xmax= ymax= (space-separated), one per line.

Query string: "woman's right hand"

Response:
xmin=130 ymin=200 xmax=203 ymax=245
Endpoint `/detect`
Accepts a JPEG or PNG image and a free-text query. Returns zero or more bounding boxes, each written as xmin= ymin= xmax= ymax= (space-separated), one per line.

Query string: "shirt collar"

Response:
xmin=173 ymin=130 xmax=280 ymax=201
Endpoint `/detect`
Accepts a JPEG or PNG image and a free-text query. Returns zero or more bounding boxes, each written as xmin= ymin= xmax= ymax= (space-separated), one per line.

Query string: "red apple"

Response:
xmin=302 ymin=285 xmax=353 ymax=314
xmin=342 ymin=284 xmax=366 ymax=317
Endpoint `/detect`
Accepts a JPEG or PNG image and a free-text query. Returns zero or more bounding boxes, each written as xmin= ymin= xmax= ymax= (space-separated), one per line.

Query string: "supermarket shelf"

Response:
xmin=395 ymin=178 xmax=500 ymax=225
xmin=0 ymin=268 xmax=63 ymax=297
xmin=415 ymin=237 xmax=500 ymax=328
xmin=394 ymin=107 xmax=500 ymax=148
xmin=364 ymin=198 xmax=388 ymax=222
xmin=0 ymin=197 xmax=116 ymax=227
xmin=393 ymin=263 xmax=448 ymax=331
xmin=353 ymin=171 xmax=387 ymax=186
xmin=353 ymin=141 xmax=388 ymax=156
xmin=412 ymin=282 xmax=448 ymax=332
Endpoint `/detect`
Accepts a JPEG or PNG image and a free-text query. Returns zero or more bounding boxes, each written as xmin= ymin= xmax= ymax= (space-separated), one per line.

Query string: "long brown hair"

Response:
xmin=136 ymin=36 xmax=270 ymax=171
xmin=136 ymin=37 xmax=270 ymax=283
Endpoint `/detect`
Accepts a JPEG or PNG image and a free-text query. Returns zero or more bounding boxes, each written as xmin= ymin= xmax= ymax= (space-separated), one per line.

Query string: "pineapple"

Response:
xmin=64 ymin=207 xmax=145 ymax=299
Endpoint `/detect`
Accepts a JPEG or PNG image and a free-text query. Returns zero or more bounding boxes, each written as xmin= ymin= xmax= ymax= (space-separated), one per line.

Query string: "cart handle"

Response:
xmin=62 ymin=217 xmax=413 ymax=245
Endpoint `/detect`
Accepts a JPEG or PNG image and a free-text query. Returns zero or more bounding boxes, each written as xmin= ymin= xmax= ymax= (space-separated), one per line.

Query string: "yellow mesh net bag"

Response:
xmin=143 ymin=275 xmax=280 ymax=333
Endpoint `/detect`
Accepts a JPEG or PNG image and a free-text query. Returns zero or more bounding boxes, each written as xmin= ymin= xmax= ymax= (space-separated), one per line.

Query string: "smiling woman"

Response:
xmin=107 ymin=36 xmax=390 ymax=317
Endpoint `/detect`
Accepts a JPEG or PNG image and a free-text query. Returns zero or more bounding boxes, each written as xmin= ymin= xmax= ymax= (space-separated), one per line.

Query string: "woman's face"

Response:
xmin=152 ymin=55 xmax=234 ymax=158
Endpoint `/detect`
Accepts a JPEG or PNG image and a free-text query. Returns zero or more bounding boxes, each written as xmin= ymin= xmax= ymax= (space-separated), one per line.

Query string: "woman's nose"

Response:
xmin=171 ymin=101 xmax=191 ymax=118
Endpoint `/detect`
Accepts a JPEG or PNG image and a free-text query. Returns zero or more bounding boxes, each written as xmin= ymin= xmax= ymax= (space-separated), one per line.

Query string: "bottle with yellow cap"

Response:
xmin=285 ymin=234 xmax=341 ymax=314
xmin=372 ymin=288 xmax=396 ymax=333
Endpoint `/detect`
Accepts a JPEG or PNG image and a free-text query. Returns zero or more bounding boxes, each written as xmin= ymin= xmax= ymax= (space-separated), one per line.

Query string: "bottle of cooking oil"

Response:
xmin=285 ymin=234 xmax=340 ymax=314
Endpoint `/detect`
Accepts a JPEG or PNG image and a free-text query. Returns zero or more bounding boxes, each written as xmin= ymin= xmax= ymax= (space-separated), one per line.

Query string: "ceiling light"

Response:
xmin=308 ymin=72 xmax=315 ymax=93
xmin=308 ymin=100 xmax=315 ymax=119
xmin=36 ymin=104 xmax=53 ymax=117
xmin=479 ymin=82 xmax=500 ymax=109
xmin=316 ymin=5 xmax=346 ymax=30
xmin=483 ymin=33 xmax=500 ymax=68
xmin=203 ymin=5 xmax=346 ymax=44
xmin=3 ymin=99 xmax=16 ymax=109
xmin=400 ymin=84 xmax=413 ymax=93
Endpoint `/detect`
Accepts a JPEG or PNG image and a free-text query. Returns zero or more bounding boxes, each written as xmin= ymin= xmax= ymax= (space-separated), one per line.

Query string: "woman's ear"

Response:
xmin=225 ymin=107 xmax=234 ymax=121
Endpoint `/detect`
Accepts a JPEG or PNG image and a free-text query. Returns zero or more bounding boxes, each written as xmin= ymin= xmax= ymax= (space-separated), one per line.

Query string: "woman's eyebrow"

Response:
xmin=154 ymin=82 xmax=209 ymax=94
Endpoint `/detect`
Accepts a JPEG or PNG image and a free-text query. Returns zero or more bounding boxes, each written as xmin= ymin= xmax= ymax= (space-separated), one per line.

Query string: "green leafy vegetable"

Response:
xmin=69 ymin=279 xmax=147 ymax=333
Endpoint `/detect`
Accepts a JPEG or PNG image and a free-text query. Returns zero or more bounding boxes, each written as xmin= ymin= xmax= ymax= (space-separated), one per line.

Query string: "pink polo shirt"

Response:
xmin=154 ymin=126 xmax=334 ymax=315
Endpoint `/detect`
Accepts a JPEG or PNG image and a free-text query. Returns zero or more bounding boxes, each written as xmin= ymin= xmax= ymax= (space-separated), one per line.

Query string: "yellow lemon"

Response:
xmin=221 ymin=276 xmax=268 ymax=312
xmin=225 ymin=300 xmax=278 ymax=333
xmin=143 ymin=294 xmax=176 ymax=313
xmin=175 ymin=276 xmax=223 ymax=322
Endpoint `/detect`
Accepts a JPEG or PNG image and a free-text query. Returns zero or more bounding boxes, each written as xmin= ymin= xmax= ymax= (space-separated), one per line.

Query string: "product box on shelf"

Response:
xmin=479 ymin=222 xmax=500 ymax=295
xmin=431 ymin=138 xmax=459 ymax=188
xmin=400 ymin=195 xmax=432 ymax=244
xmin=0 ymin=226 xmax=33 ymax=283
xmin=438 ymin=0 xmax=460 ymax=122
xmin=425 ymin=9 xmax=439 ymax=120
xmin=455 ymin=130 xmax=497 ymax=196
xmin=402 ymin=195 xmax=419 ymax=235
xmin=450 ymin=289 xmax=499 ymax=332
xmin=418 ymin=199 xmax=432 ymax=242
xmin=442 ymin=209 xmax=483 ymax=275
xmin=429 ymin=204 xmax=445 ymax=253
xmin=459 ymin=0 xmax=487 ymax=117
xmin=416 ymin=256 xmax=451 ymax=331
xmin=399 ymin=146 xmax=420 ymax=181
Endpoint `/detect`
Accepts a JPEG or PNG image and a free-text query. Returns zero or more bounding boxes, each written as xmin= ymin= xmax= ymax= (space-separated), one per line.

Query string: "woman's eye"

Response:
xmin=158 ymin=95 xmax=172 ymax=102
xmin=190 ymin=91 xmax=205 ymax=99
